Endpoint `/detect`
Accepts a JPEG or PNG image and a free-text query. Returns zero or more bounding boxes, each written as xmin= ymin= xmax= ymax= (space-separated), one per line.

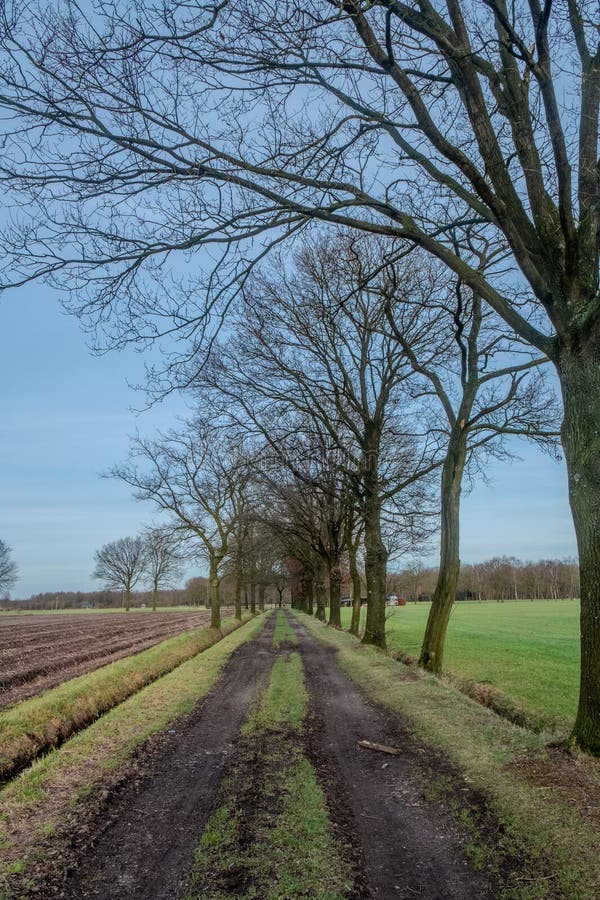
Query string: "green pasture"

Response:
xmin=342 ymin=600 xmax=580 ymax=731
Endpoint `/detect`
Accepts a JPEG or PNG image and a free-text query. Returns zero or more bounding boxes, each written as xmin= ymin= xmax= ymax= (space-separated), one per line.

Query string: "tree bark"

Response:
xmin=348 ymin=539 xmax=362 ymax=637
xmin=234 ymin=568 xmax=242 ymax=619
xmin=250 ymin=581 xmax=256 ymax=615
xmin=328 ymin=561 xmax=342 ymax=628
xmin=208 ymin=555 xmax=221 ymax=630
xmin=304 ymin=577 xmax=314 ymax=615
xmin=151 ymin=580 xmax=158 ymax=612
xmin=124 ymin=587 xmax=131 ymax=613
xmin=258 ymin=583 xmax=266 ymax=612
xmin=559 ymin=347 xmax=600 ymax=755
xmin=314 ymin=576 xmax=327 ymax=621
xmin=419 ymin=428 xmax=468 ymax=674
xmin=362 ymin=489 xmax=388 ymax=648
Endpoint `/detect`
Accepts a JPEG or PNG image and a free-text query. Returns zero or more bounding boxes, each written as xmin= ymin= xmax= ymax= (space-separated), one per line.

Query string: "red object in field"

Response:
xmin=397 ymin=597 xmax=407 ymax=606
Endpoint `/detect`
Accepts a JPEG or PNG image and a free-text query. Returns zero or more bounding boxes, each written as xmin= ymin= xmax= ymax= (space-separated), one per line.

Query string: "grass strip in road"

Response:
xmin=0 ymin=615 xmax=267 ymax=896
xmin=0 ymin=617 xmax=247 ymax=781
xmin=300 ymin=612 xmax=600 ymax=899
xmin=271 ymin=609 xmax=298 ymax=648
xmin=184 ymin=651 xmax=354 ymax=900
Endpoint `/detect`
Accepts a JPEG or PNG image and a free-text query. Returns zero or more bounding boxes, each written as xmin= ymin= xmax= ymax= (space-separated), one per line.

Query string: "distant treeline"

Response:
xmin=386 ymin=556 xmax=580 ymax=602
xmin=0 ymin=578 xmax=207 ymax=611
xmin=1 ymin=557 xmax=579 ymax=610
xmin=0 ymin=574 xmax=260 ymax=611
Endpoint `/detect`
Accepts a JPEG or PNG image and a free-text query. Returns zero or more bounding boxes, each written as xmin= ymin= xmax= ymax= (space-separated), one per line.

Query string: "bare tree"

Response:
xmin=271 ymin=562 xmax=288 ymax=609
xmin=384 ymin=250 xmax=559 ymax=673
xmin=1 ymin=1 xmax=598 ymax=749
xmin=92 ymin=536 xmax=146 ymax=612
xmin=263 ymin=430 xmax=351 ymax=628
xmin=0 ymin=540 xmax=18 ymax=597
xmin=143 ymin=527 xmax=185 ymax=611
xmin=201 ymin=232 xmax=436 ymax=646
xmin=112 ymin=422 xmax=249 ymax=629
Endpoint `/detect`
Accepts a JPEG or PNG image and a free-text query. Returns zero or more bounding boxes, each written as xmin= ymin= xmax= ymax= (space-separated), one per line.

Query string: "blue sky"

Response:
xmin=0 ymin=285 xmax=196 ymax=598
xmin=1 ymin=285 xmax=576 ymax=599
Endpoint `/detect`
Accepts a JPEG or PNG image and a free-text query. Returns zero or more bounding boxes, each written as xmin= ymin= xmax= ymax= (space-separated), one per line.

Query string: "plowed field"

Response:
xmin=0 ymin=610 xmax=225 ymax=708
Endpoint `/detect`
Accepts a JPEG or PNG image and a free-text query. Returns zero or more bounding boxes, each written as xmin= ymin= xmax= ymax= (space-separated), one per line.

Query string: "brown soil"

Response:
xmin=507 ymin=744 xmax=600 ymax=828
xmin=183 ymin=721 xmax=365 ymax=899
xmin=13 ymin=614 xmax=276 ymax=900
xmin=0 ymin=610 xmax=228 ymax=708
xmin=291 ymin=616 xmax=496 ymax=899
xmin=10 ymin=612 xmax=534 ymax=899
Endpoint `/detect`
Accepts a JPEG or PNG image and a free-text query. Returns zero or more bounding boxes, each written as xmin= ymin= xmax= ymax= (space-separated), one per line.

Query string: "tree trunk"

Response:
xmin=290 ymin=570 xmax=303 ymax=610
xmin=124 ymin=586 xmax=131 ymax=612
xmin=305 ymin=577 xmax=314 ymax=615
xmin=234 ymin=568 xmax=242 ymax=620
xmin=419 ymin=429 xmax=468 ymax=674
xmin=152 ymin=580 xmax=158 ymax=612
xmin=314 ymin=576 xmax=327 ymax=621
xmin=208 ymin=555 xmax=221 ymax=630
xmin=348 ymin=540 xmax=362 ymax=637
xmin=258 ymin=583 xmax=266 ymax=612
xmin=362 ymin=491 xmax=388 ymax=648
xmin=299 ymin=573 xmax=307 ymax=612
xmin=328 ymin=561 xmax=342 ymax=628
xmin=559 ymin=348 xmax=600 ymax=754
xmin=250 ymin=581 xmax=256 ymax=615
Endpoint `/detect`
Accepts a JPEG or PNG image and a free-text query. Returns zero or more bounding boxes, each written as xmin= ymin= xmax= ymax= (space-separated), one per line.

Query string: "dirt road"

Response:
xmin=26 ymin=612 xmax=499 ymax=899
xmin=291 ymin=615 xmax=494 ymax=899
xmin=58 ymin=615 xmax=277 ymax=900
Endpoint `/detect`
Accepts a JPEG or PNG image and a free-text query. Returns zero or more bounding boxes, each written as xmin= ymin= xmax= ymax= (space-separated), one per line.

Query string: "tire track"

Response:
xmin=53 ymin=614 xmax=277 ymax=900
xmin=290 ymin=614 xmax=495 ymax=899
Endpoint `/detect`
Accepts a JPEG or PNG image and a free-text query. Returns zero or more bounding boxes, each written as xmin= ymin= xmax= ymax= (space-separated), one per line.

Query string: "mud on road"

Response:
xmin=291 ymin=616 xmax=495 ymax=900
xmin=44 ymin=614 xmax=277 ymax=900
xmin=21 ymin=611 xmax=506 ymax=899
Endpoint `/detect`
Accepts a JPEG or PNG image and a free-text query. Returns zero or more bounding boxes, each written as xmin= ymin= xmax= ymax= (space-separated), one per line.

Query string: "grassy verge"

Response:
xmin=0 ymin=615 xmax=266 ymax=896
xmin=341 ymin=601 xmax=579 ymax=731
xmin=184 ymin=651 xmax=354 ymax=900
xmin=301 ymin=612 xmax=600 ymax=900
xmin=272 ymin=610 xmax=298 ymax=648
xmin=0 ymin=617 xmax=247 ymax=781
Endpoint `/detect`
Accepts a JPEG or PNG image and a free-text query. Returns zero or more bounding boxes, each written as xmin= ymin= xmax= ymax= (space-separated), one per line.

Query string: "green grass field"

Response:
xmin=342 ymin=600 xmax=580 ymax=731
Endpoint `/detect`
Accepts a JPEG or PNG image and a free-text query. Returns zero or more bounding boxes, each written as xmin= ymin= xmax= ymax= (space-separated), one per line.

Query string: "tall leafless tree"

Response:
xmin=92 ymin=536 xmax=147 ymax=612
xmin=1 ymin=1 xmax=598 ymax=749
xmin=142 ymin=527 xmax=185 ymax=611
xmin=112 ymin=422 xmax=249 ymax=629
xmin=383 ymin=249 xmax=560 ymax=673
xmin=0 ymin=539 xmax=18 ymax=597
xmin=200 ymin=232 xmax=435 ymax=646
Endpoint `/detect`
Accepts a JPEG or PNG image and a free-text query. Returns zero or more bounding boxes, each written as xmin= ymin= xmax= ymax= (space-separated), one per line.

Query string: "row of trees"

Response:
xmin=103 ymin=235 xmax=558 ymax=666
xmin=1 ymin=1 xmax=598 ymax=752
xmin=92 ymin=530 xmax=184 ymax=612
xmin=1 ymin=554 xmax=579 ymax=612
xmin=388 ymin=557 xmax=580 ymax=603
xmin=0 ymin=576 xmax=240 ymax=611
xmin=0 ymin=588 xmax=184 ymax=611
